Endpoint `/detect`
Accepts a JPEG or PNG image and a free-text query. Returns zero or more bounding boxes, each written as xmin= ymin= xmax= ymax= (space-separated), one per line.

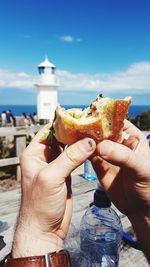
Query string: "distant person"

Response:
xmin=28 ymin=113 xmax=34 ymax=125
xmin=22 ymin=112 xmax=30 ymax=127
xmin=1 ymin=111 xmax=6 ymax=127
xmin=6 ymin=110 xmax=11 ymax=126
xmin=33 ymin=112 xmax=38 ymax=124
xmin=10 ymin=113 xmax=16 ymax=127
xmin=8 ymin=110 xmax=16 ymax=127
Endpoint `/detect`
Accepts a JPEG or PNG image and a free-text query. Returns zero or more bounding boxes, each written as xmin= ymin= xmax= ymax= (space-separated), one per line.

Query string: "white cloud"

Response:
xmin=0 ymin=62 xmax=150 ymax=94
xmin=57 ymin=62 xmax=150 ymax=93
xmin=60 ymin=35 xmax=74 ymax=42
xmin=59 ymin=35 xmax=83 ymax=43
xmin=0 ymin=69 xmax=34 ymax=89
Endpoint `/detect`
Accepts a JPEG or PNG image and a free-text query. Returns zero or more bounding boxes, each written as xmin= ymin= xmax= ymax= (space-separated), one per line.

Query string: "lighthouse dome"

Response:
xmin=38 ymin=57 xmax=55 ymax=68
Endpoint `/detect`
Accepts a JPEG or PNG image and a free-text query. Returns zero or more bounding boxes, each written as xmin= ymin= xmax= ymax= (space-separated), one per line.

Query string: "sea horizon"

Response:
xmin=0 ymin=104 xmax=150 ymax=117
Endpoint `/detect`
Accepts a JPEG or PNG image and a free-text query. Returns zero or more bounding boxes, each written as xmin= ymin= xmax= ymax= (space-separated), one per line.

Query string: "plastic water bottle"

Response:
xmin=64 ymin=224 xmax=93 ymax=266
xmin=80 ymin=184 xmax=123 ymax=266
xmin=83 ymin=160 xmax=97 ymax=181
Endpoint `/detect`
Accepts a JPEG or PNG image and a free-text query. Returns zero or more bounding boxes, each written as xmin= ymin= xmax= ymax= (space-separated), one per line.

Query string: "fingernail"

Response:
xmin=100 ymin=140 xmax=113 ymax=156
xmin=81 ymin=138 xmax=95 ymax=152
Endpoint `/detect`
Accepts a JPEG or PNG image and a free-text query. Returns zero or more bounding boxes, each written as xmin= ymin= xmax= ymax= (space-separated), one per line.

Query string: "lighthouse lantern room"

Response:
xmin=35 ymin=57 xmax=58 ymax=121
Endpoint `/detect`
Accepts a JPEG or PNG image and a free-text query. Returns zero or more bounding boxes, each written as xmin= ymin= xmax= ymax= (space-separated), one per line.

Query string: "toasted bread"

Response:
xmin=52 ymin=96 xmax=131 ymax=145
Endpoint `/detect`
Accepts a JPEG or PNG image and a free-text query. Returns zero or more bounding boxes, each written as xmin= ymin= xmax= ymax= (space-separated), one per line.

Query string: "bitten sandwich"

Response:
xmin=41 ymin=95 xmax=131 ymax=145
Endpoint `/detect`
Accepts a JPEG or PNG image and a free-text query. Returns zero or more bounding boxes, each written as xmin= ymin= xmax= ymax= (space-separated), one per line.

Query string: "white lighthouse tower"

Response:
xmin=35 ymin=57 xmax=58 ymax=122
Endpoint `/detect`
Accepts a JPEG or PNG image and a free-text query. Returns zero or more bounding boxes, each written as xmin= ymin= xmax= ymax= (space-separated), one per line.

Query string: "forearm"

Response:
xmin=7 ymin=224 xmax=71 ymax=267
xmin=6 ymin=219 xmax=71 ymax=267
xmin=12 ymin=223 xmax=63 ymax=258
xmin=128 ymin=213 xmax=150 ymax=263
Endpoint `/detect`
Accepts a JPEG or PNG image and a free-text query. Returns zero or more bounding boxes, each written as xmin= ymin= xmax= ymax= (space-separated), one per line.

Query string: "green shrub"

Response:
xmin=0 ymin=137 xmax=16 ymax=179
xmin=0 ymin=137 xmax=12 ymax=159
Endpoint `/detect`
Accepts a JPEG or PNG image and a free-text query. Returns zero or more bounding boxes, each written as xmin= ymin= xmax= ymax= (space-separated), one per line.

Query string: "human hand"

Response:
xmin=93 ymin=120 xmax=150 ymax=217
xmin=92 ymin=120 xmax=150 ymax=260
xmin=12 ymin=124 xmax=96 ymax=258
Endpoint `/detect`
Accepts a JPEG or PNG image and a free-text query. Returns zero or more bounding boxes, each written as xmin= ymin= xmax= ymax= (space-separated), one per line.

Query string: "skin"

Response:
xmin=92 ymin=120 xmax=150 ymax=262
xmin=12 ymin=124 xmax=96 ymax=257
xmin=12 ymin=120 xmax=150 ymax=262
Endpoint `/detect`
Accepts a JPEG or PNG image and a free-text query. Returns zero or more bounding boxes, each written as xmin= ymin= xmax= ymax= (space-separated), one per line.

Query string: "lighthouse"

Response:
xmin=35 ymin=57 xmax=58 ymax=122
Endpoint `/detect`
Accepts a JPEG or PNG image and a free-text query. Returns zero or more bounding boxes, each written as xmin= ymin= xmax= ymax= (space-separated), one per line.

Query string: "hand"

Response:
xmin=92 ymin=120 xmax=150 ymax=261
xmin=12 ymin=124 xmax=96 ymax=257
xmin=93 ymin=120 xmax=150 ymax=217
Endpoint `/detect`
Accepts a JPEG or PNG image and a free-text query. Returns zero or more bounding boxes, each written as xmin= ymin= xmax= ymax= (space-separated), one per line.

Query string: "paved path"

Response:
xmin=0 ymin=165 xmax=149 ymax=266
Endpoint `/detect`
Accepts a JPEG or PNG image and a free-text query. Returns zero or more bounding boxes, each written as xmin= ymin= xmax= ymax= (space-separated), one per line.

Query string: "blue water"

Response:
xmin=0 ymin=104 xmax=150 ymax=117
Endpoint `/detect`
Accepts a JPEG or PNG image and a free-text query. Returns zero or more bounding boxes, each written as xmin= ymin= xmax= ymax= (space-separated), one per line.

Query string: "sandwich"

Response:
xmin=41 ymin=95 xmax=131 ymax=145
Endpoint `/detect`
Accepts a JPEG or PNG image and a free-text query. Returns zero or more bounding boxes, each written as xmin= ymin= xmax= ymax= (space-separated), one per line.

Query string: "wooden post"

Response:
xmin=15 ymin=135 xmax=26 ymax=181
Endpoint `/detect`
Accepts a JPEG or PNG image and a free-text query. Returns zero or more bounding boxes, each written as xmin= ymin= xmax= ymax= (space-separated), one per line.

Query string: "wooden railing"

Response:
xmin=1 ymin=126 xmax=150 ymax=182
xmin=0 ymin=125 xmax=42 ymax=180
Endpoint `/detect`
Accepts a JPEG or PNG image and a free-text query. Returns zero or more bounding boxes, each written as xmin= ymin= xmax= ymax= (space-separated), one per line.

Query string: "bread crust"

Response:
xmin=53 ymin=98 xmax=131 ymax=145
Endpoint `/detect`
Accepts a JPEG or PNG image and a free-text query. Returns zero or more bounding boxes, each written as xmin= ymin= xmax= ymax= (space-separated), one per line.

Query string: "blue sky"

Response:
xmin=0 ymin=0 xmax=150 ymax=105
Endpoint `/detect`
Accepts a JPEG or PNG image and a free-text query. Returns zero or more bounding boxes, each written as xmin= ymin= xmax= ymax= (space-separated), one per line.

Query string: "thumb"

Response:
xmin=97 ymin=140 xmax=139 ymax=170
xmin=47 ymin=138 xmax=96 ymax=179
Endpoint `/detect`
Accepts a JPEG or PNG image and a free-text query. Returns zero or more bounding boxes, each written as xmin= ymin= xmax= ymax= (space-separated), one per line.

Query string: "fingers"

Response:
xmin=23 ymin=124 xmax=53 ymax=162
xmin=32 ymin=123 xmax=52 ymax=142
xmin=123 ymin=120 xmax=144 ymax=137
xmin=42 ymin=138 xmax=96 ymax=183
xmin=96 ymin=140 xmax=139 ymax=171
xmin=92 ymin=155 xmax=118 ymax=191
xmin=96 ymin=137 xmax=150 ymax=178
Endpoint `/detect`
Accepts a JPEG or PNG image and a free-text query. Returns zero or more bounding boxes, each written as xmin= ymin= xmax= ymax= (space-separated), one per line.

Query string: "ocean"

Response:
xmin=0 ymin=104 xmax=150 ymax=117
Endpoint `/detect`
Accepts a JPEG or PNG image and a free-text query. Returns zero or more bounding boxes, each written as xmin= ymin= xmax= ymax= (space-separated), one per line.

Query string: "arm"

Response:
xmin=93 ymin=120 xmax=150 ymax=262
xmin=7 ymin=124 xmax=96 ymax=265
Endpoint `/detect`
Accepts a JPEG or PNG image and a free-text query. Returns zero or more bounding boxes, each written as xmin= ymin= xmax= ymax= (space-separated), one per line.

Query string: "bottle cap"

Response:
xmin=93 ymin=188 xmax=111 ymax=208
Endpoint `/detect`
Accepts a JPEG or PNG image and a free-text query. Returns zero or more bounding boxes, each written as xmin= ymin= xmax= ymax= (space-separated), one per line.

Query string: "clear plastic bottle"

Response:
xmin=83 ymin=160 xmax=97 ymax=181
xmin=80 ymin=184 xmax=123 ymax=266
xmin=64 ymin=224 xmax=93 ymax=266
